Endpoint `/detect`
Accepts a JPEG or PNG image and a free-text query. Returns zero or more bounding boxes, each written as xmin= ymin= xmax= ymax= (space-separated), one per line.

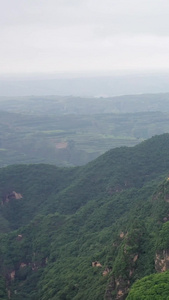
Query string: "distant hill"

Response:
xmin=1 ymin=93 xmax=169 ymax=167
xmin=0 ymin=72 xmax=169 ymax=97
xmin=1 ymin=134 xmax=169 ymax=298
xmin=1 ymin=93 xmax=169 ymax=114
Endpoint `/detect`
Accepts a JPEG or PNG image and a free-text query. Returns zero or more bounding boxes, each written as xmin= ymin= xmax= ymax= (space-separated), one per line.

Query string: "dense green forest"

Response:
xmin=1 ymin=134 xmax=169 ymax=299
xmin=0 ymin=93 xmax=169 ymax=167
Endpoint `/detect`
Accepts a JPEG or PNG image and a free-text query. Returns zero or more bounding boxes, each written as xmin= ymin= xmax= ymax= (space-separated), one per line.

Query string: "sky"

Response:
xmin=1 ymin=0 xmax=169 ymax=77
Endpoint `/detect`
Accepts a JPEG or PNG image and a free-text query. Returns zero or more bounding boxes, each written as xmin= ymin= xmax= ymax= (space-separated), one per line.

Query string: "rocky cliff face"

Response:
xmin=1 ymin=191 xmax=22 ymax=205
xmin=104 ymin=276 xmax=130 ymax=300
xmin=155 ymin=250 xmax=169 ymax=273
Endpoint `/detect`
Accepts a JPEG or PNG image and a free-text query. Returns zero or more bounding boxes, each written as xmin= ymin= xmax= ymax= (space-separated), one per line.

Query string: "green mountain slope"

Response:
xmin=1 ymin=134 xmax=169 ymax=299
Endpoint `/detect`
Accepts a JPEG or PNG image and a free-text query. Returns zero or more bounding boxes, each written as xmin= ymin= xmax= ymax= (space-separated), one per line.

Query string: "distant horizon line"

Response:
xmin=1 ymin=69 xmax=169 ymax=80
xmin=0 ymin=91 xmax=169 ymax=99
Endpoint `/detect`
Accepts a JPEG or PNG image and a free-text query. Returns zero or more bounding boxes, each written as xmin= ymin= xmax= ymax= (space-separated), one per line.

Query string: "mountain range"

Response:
xmin=0 ymin=134 xmax=169 ymax=299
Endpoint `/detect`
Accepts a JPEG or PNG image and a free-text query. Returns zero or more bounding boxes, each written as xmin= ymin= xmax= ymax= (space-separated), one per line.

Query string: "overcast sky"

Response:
xmin=1 ymin=0 xmax=169 ymax=77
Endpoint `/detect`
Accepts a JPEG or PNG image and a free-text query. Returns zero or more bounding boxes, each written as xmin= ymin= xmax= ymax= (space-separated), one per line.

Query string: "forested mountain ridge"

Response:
xmin=0 ymin=134 xmax=169 ymax=299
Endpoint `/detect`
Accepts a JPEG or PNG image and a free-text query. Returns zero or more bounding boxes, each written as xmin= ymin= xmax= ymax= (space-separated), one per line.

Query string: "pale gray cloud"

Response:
xmin=1 ymin=0 xmax=169 ymax=75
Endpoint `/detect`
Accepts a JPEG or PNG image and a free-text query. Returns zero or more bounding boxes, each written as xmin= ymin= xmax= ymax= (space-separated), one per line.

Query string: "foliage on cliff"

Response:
xmin=127 ymin=271 xmax=169 ymax=300
xmin=0 ymin=134 xmax=169 ymax=299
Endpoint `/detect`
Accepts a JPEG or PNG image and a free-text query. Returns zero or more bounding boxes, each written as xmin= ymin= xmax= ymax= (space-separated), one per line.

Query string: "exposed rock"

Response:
xmin=129 ymin=269 xmax=134 ymax=277
xmin=20 ymin=262 xmax=27 ymax=268
xmin=103 ymin=268 xmax=111 ymax=276
xmin=2 ymin=191 xmax=23 ymax=205
xmin=117 ymin=290 xmax=124 ymax=298
xmin=120 ymin=232 xmax=125 ymax=238
xmin=12 ymin=191 xmax=22 ymax=199
xmin=104 ymin=276 xmax=129 ymax=300
xmin=115 ymin=278 xmax=129 ymax=300
xmin=17 ymin=234 xmax=23 ymax=241
xmin=133 ymin=254 xmax=138 ymax=262
xmin=92 ymin=261 xmax=102 ymax=267
xmin=10 ymin=271 xmax=15 ymax=280
xmin=155 ymin=250 xmax=169 ymax=272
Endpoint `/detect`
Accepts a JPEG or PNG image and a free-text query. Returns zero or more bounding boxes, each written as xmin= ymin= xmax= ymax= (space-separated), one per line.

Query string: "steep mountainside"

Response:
xmin=0 ymin=134 xmax=169 ymax=299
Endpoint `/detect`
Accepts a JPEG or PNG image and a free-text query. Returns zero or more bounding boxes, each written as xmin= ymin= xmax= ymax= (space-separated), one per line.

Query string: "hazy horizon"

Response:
xmin=0 ymin=71 xmax=169 ymax=97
